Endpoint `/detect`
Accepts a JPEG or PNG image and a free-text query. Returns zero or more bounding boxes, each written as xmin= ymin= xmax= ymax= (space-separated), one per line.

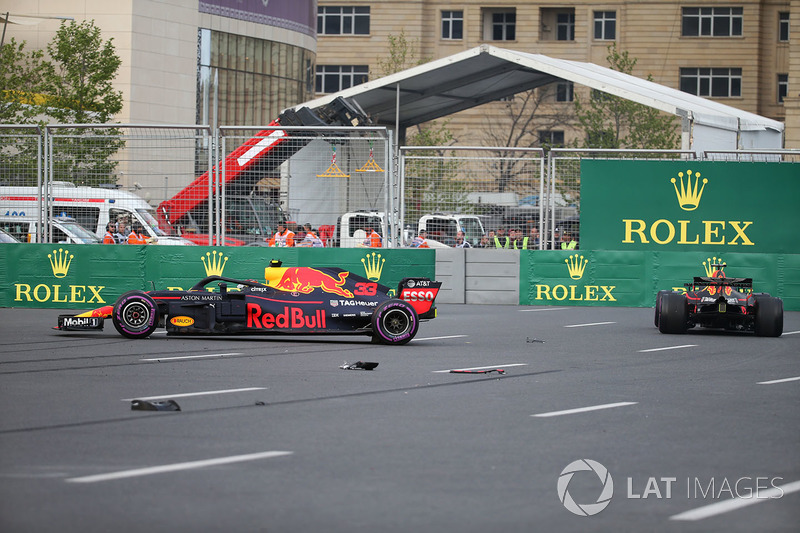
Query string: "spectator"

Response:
xmin=268 ymin=223 xmax=295 ymax=247
xmin=560 ymin=231 xmax=578 ymax=250
xmin=299 ymin=223 xmax=324 ymax=247
xmin=528 ymin=227 xmax=541 ymax=249
xmin=494 ymin=227 xmax=510 ymax=248
xmin=115 ymin=220 xmax=130 ymax=244
xmin=103 ymin=221 xmax=118 ymax=244
xmin=363 ymin=226 xmax=383 ymax=248
xmin=475 ymin=234 xmax=491 ymax=248
xmin=454 ymin=230 xmax=471 ymax=248
xmin=410 ymin=229 xmax=430 ymax=248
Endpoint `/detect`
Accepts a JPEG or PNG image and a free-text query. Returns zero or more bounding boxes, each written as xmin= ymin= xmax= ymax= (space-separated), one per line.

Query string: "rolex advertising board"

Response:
xmin=0 ymin=245 xmax=435 ymax=309
xmin=580 ymin=161 xmax=799 ymax=254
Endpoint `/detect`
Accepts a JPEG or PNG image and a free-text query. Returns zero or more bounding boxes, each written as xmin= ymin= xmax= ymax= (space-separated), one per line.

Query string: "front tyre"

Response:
xmin=658 ymin=292 xmax=688 ymax=334
xmin=371 ymin=299 xmax=419 ymax=345
xmin=754 ymin=296 xmax=783 ymax=337
xmin=113 ymin=291 xmax=159 ymax=339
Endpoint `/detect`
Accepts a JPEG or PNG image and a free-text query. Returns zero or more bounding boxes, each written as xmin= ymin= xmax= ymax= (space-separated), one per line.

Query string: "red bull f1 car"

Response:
xmin=654 ymin=265 xmax=783 ymax=337
xmin=56 ymin=262 xmax=442 ymax=345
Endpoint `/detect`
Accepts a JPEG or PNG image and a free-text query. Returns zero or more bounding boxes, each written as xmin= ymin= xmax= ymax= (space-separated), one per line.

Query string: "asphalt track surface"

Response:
xmin=0 ymin=304 xmax=798 ymax=533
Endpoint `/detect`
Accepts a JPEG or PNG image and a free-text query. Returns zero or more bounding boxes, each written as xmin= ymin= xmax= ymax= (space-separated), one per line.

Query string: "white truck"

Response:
xmin=0 ymin=183 xmax=194 ymax=245
xmin=417 ymin=214 xmax=485 ymax=247
xmin=333 ymin=211 xmax=390 ymax=248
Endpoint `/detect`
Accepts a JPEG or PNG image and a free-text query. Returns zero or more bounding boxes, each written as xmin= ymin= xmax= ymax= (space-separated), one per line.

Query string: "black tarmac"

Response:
xmin=1 ymin=304 xmax=798 ymax=532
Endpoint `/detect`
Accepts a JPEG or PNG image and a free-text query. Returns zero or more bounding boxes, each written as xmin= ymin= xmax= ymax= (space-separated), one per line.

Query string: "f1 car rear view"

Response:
xmin=56 ymin=261 xmax=441 ymax=345
xmin=654 ymin=263 xmax=783 ymax=337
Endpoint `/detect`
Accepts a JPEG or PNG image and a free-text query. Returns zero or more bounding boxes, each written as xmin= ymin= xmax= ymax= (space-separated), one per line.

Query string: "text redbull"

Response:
xmin=247 ymin=304 xmax=327 ymax=330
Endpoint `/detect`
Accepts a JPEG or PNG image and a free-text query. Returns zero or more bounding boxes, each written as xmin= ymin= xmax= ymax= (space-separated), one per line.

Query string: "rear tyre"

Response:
xmin=658 ymin=292 xmax=688 ymax=334
xmin=754 ymin=296 xmax=783 ymax=337
xmin=112 ymin=291 xmax=159 ymax=339
xmin=371 ymin=299 xmax=419 ymax=345
xmin=654 ymin=290 xmax=670 ymax=327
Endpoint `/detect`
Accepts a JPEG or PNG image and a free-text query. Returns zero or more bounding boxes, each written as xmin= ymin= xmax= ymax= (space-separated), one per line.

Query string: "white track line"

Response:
xmin=670 ymin=479 xmax=800 ymax=521
xmin=532 ymin=401 xmax=637 ymax=418
xmin=564 ymin=321 xmax=616 ymax=328
xmin=782 ymin=330 xmax=800 ymax=335
xmin=519 ymin=307 xmax=569 ymax=312
xmin=121 ymin=387 xmax=266 ymax=402
xmin=140 ymin=352 xmax=241 ymax=362
xmin=413 ymin=335 xmax=468 ymax=342
xmin=639 ymin=345 xmax=698 ymax=353
xmin=757 ymin=375 xmax=800 ymax=385
xmin=433 ymin=363 xmax=528 ymax=373
xmin=65 ymin=451 xmax=293 ymax=483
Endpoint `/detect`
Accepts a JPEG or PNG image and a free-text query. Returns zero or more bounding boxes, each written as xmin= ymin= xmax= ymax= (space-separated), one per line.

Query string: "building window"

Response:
xmin=315 ymin=65 xmax=369 ymax=93
xmin=682 ymin=7 xmax=743 ymax=37
xmin=557 ymin=12 xmax=575 ymax=41
xmin=198 ymin=29 xmax=314 ymax=127
xmin=556 ymin=82 xmax=574 ymax=102
xmin=442 ymin=10 xmax=463 ymax=40
xmin=779 ymin=12 xmax=790 ymax=42
xmin=680 ymin=68 xmax=742 ymax=97
xmin=594 ymin=11 xmax=616 ymax=40
xmin=483 ymin=9 xmax=516 ymax=41
xmin=317 ymin=6 xmax=370 ymax=35
xmin=778 ymin=74 xmax=788 ymax=103
xmin=539 ymin=130 xmax=565 ymax=147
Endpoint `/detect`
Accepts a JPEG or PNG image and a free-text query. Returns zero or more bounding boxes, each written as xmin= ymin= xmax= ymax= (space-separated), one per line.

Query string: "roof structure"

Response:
xmin=298 ymin=44 xmax=784 ymax=150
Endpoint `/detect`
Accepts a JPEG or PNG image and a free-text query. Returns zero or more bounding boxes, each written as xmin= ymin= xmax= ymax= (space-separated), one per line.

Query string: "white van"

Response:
xmin=0 ymin=182 xmax=194 ymax=245
xmin=0 ymin=216 xmax=102 ymax=244
xmin=418 ymin=214 xmax=485 ymax=247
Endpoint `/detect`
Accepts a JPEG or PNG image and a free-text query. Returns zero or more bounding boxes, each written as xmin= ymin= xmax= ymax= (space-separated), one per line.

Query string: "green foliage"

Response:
xmin=0 ymin=38 xmax=47 ymax=124
xmin=574 ymin=43 xmax=679 ymax=150
xmin=377 ymin=31 xmax=426 ymax=76
xmin=0 ymin=20 xmax=124 ymax=186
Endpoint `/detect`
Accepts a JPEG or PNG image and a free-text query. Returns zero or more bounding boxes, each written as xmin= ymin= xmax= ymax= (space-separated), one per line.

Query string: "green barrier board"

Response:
xmin=520 ymin=249 xmax=800 ymax=311
xmin=0 ymin=244 xmax=434 ymax=309
xmin=580 ymin=160 xmax=800 ymax=254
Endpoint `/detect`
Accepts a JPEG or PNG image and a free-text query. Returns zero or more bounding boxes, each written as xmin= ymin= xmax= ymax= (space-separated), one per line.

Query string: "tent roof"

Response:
xmin=300 ymin=44 xmax=783 ymax=134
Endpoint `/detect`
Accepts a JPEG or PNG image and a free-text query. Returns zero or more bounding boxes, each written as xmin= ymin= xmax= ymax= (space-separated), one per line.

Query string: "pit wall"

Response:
xmin=2 ymin=244 xmax=796 ymax=311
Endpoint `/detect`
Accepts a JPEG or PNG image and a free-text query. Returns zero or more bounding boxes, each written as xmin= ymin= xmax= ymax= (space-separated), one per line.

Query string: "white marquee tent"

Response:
xmin=300 ymin=44 xmax=784 ymax=152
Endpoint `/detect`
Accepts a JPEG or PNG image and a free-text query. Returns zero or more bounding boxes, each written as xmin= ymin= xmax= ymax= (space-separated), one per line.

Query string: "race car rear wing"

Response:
xmin=397 ymin=278 xmax=442 ymax=319
xmin=690 ymin=277 xmax=753 ymax=290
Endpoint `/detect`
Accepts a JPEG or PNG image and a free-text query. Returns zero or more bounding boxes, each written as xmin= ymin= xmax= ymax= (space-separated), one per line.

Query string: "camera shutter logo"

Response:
xmin=557 ymin=459 xmax=614 ymax=516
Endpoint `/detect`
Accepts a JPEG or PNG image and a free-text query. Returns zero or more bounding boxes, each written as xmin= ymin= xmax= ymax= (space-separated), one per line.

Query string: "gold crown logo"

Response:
xmin=361 ymin=252 xmax=385 ymax=282
xmin=702 ymin=257 xmax=726 ymax=277
xmin=671 ymin=170 xmax=707 ymax=211
xmin=565 ymin=254 xmax=588 ymax=280
xmin=201 ymin=251 xmax=228 ymax=276
xmin=48 ymin=248 xmax=73 ymax=278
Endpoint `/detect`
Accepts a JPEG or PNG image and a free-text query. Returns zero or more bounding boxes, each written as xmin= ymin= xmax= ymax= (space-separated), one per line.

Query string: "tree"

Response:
xmin=377 ymin=30 xmax=426 ymax=77
xmin=42 ymin=20 xmax=125 ymax=186
xmin=574 ymin=43 xmax=679 ymax=149
xmin=0 ymin=38 xmax=48 ymax=124
xmin=481 ymin=86 xmax=574 ymax=192
xmin=0 ymin=20 xmax=124 ymax=186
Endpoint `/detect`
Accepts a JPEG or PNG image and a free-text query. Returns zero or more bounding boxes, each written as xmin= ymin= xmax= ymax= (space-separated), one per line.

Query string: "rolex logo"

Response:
xmin=565 ymin=254 xmax=588 ymax=280
xmin=702 ymin=257 xmax=726 ymax=277
xmin=201 ymin=251 xmax=228 ymax=276
xmin=671 ymin=170 xmax=707 ymax=211
xmin=361 ymin=252 xmax=385 ymax=282
xmin=48 ymin=248 xmax=73 ymax=278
